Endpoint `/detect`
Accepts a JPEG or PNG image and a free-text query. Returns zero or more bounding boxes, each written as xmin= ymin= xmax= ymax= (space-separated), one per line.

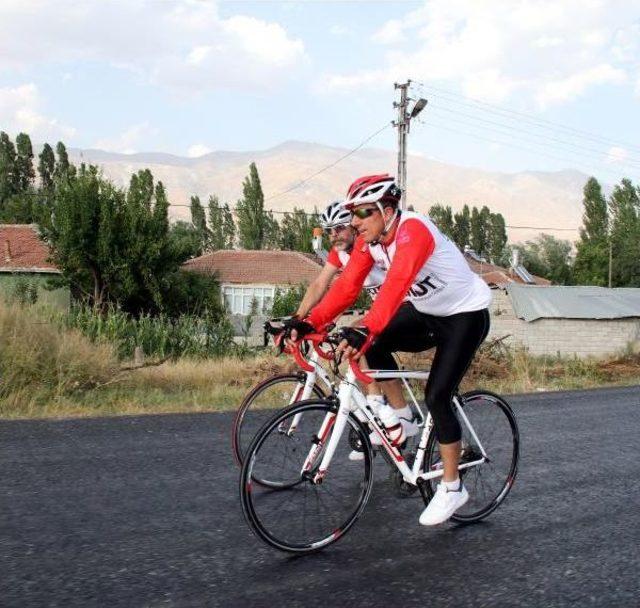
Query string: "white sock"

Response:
xmin=394 ymin=405 xmax=413 ymax=421
xmin=443 ymin=478 xmax=462 ymax=491
xmin=366 ymin=394 xmax=386 ymax=414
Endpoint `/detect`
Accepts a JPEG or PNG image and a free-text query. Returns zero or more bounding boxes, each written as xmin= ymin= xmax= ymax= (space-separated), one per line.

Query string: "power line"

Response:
xmin=425 ymin=105 xmax=640 ymax=170
xmin=14 ymin=185 xmax=582 ymax=232
xmin=412 ymin=81 xmax=640 ymax=155
xmin=263 ymin=123 xmax=391 ymax=202
xmin=414 ymin=118 xmax=638 ymax=183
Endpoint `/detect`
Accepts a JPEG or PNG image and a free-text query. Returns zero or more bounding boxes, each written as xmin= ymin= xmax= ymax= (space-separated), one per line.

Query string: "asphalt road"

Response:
xmin=2 ymin=385 xmax=639 ymax=607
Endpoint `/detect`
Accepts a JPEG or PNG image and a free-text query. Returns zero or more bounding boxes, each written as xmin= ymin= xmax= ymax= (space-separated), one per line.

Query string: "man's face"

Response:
xmin=350 ymin=205 xmax=390 ymax=243
xmin=327 ymin=224 xmax=354 ymax=251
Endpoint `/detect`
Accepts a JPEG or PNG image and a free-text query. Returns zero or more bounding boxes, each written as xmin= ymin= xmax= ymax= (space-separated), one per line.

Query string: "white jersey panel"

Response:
xmin=367 ymin=211 xmax=492 ymax=316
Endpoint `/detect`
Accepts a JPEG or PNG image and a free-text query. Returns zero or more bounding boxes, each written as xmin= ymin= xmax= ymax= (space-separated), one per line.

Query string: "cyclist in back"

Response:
xmin=290 ymin=201 xmax=400 ymax=433
xmin=286 ymin=174 xmax=492 ymax=526
xmin=294 ymin=200 xmax=385 ymax=318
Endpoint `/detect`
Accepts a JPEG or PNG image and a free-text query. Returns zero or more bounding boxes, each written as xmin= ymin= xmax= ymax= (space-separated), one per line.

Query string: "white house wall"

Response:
xmin=489 ymin=290 xmax=640 ymax=357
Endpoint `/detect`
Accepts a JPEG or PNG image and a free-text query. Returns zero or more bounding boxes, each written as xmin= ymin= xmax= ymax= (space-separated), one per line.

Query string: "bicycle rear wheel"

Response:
xmin=232 ymin=373 xmax=326 ymax=469
xmin=240 ymin=399 xmax=374 ymax=553
xmin=421 ymin=390 xmax=519 ymax=523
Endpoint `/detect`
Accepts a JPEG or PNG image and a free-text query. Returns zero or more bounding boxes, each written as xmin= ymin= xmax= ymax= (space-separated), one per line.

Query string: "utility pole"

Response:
xmin=393 ymin=81 xmax=410 ymax=210
xmin=393 ymin=81 xmax=428 ymax=210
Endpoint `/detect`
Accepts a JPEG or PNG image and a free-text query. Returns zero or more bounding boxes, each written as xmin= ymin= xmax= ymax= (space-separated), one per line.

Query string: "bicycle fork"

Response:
xmin=300 ymin=379 xmax=354 ymax=483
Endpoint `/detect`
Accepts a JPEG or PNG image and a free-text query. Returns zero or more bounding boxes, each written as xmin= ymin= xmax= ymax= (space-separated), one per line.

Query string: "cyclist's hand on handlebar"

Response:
xmin=336 ymin=326 xmax=370 ymax=360
xmin=282 ymin=316 xmax=315 ymax=343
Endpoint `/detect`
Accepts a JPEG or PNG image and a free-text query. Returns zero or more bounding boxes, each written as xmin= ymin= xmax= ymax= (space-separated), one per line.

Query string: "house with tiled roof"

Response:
xmin=0 ymin=224 xmax=69 ymax=309
xmin=183 ymin=247 xmax=549 ymax=317
xmin=183 ymin=249 xmax=324 ymax=315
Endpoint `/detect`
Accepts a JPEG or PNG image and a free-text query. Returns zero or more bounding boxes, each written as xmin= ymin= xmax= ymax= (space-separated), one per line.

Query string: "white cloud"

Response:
xmin=605 ymin=146 xmax=628 ymax=164
xmin=0 ymin=0 xmax=307 ymax=94
xmin=330 ymin=25 xmax=351 ymax=37
xmin=187 ymin=144 xmax=212 ymax=158
xmin=322 ymin=0 xmax=640 ymax=107
xmin=535 ymin=64 xmax=627 ymax=108
xmin=94 ymin=123 xmax=155 ymax=154
xmin=372 ymin=19 xmax=404 ymax=45
xmin=0 ymin=83 xmax=76 ymax=141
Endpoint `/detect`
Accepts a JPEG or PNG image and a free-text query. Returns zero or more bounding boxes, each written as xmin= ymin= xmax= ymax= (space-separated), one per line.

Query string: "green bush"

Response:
xmin=59 ymin=305 xmax=236 ymax=360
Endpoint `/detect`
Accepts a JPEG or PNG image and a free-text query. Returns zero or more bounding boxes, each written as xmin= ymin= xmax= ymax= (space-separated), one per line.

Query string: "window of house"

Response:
xmin=222 ymin=285 xmax=275 ymax=315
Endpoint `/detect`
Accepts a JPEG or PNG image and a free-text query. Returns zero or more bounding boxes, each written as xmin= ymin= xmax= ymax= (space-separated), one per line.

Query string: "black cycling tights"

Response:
xmin=365 ymin=303 xmax=490 ymax=445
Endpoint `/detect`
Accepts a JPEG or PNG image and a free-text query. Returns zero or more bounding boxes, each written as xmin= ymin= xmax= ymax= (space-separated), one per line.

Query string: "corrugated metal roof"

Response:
xmin=507 ymin=284 xmax=640 ymax=322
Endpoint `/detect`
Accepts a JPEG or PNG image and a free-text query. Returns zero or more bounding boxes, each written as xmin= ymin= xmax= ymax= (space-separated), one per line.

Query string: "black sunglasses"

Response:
xmin=326 ymin=224 xmax=349 ymax=236
xmin=352 ymin=207 xmax=379 ymax=219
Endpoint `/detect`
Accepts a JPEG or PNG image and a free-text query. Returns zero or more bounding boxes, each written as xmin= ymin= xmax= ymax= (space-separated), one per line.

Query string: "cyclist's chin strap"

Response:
xmin=371 ymin=207 xmax=400 ymax=246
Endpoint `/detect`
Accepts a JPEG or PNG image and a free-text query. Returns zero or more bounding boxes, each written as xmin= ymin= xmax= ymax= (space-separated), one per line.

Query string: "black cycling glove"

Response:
xmin=282 ymin=316 xmax=315 ymax=340
xmin=339 ymin=326 xmax=370 ymax=351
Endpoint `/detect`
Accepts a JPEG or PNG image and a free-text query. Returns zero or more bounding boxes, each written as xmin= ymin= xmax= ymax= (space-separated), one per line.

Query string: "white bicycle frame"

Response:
xmin=285 ymin=349 xmax=334 ymax=433
xmin=301 ymin=366 xmax=489 ymax=486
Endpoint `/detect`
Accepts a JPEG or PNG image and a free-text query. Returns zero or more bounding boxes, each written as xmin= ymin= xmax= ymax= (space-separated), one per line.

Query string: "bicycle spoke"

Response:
xmin=241 ymin=400 xmax=373 ymax=552
xmin=424 ymin=392 xmax=519 ymax=522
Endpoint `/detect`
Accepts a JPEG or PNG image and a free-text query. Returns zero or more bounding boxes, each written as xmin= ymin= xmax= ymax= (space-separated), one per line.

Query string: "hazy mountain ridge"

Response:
xmin=69 ymin=141 xmax=589 ymax=243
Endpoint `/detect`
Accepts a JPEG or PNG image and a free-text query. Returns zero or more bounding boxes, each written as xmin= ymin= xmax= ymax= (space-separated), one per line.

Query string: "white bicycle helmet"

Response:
xmin=320 ymin=200 xmax=352 ymax=229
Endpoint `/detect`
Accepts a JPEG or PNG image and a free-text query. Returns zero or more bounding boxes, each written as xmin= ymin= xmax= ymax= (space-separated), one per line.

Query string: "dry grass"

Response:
xmin=0 ymin=302 xmax=119 ymax=417
xmin=2 ymin=304 xmax=639 ymax=419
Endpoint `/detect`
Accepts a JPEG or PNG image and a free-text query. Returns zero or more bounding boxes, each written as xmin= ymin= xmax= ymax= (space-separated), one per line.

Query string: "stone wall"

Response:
xmin=488 ymin=290 xmax=640 ymax=357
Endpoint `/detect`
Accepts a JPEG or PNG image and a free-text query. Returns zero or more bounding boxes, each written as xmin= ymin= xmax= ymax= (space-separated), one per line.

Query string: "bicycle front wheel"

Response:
xmin=240 ymin=399 xmax=374 ymax=553
xmin=232 ymin=373 xmax=326 ymax=469
xmin=422 ymin=390 xmax=519 ymax=523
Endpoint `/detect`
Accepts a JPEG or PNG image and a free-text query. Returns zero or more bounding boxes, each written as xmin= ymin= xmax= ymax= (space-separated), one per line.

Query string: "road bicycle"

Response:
xmin=231 ymin=320 xmax=336 ymax=477
xmin=239 ymin=330 xmax=520 ymax=553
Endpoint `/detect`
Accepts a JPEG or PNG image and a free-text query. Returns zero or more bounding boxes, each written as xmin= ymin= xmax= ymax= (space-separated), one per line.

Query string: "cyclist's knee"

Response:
xmin=425 ymin=391 xmax=461 ymax=444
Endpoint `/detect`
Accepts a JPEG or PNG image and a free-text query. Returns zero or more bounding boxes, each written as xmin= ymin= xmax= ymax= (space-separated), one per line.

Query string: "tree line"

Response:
xmin=2 ymin=130 xmax=639 ymax=306
xmin=0 ymin=132 xmax=325 ymax=317
xmin=428 ymin=203 xmax=508 ymax=263
xmin=0 ymin=131 xmax=223 ymax=315
xmin=188 ymin=162 xmax=321 ymax=255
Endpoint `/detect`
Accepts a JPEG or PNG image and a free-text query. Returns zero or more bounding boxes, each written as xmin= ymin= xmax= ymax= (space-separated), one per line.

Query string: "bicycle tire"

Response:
xmin=232 ymin=373 xmax=326 ymax=468
xmin=421 ymin=390 xmax=519 ymax=523
xmin=240 ymin=399 xmax=374 ymax=553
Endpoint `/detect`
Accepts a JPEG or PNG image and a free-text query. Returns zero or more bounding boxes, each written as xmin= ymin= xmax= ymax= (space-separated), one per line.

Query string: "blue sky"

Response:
xmin=1 ymin=0 xmax=639 ymax=183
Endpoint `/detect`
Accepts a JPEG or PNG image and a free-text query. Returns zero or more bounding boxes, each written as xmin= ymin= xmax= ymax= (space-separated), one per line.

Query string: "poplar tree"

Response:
xmin=236 ymin=162 xmax=267 ymax=249
xmin=609 ymin=178 xmax=640 ymax=287
xmin=428 ymin=204 xmax=455 ymax=240
xmin=452 ymin=204 xmax=471 ymax=249
xmin=38 ymin=143 xmax=56 ymax=191
xmin=573 ymin=177 xmax=609 ymax=286
xmin=190 ymin=195 xmax=209 ymax=252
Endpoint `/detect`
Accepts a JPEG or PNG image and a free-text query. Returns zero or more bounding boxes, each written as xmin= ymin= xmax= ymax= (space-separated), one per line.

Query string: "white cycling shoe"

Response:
xmin=419 ymin=480 xmax=469 ymax=526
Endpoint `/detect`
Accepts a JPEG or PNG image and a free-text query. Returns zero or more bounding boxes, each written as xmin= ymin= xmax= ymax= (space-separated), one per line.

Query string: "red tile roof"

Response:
xmin=184 ymin=249 xmax=552 ymax=287
xmin=183 ymin=249 xmax=323 ymax=285
xmin=0 ymin=224 xmax=59 ymax=273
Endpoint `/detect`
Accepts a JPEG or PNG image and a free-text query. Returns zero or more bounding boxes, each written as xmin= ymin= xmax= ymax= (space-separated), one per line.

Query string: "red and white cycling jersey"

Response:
xmin=309 ymin=211 xmax=492 ymax=335
xmin=326 ymin=247 xmax=386 ymax=298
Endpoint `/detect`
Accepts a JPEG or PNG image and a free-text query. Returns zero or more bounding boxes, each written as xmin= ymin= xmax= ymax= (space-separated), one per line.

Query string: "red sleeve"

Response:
xmin=361 ymin=219 xmax=435 ymax=335
xmin=326 ymin=247 xmax=342 ymax=268
xmin=307 ymin=237 xmax=374 ymax=329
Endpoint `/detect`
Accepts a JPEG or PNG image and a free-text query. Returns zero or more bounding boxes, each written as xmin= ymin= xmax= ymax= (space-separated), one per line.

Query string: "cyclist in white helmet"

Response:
xmin=294 ymin=201 xmax=384 ymax=318
xmin=289 ymin=200 xmax=417 ymax=459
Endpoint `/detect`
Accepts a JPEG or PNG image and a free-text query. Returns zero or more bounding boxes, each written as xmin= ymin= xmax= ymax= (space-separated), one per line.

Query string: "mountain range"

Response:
xmin=69 ymin=140 xmax=589 ymax=244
